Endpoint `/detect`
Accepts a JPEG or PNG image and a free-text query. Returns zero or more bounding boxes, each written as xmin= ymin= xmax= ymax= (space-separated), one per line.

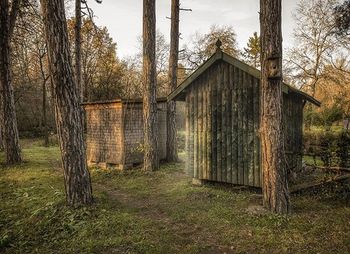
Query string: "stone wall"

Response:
xmin=85 ymin=102 xmax=123 ymax=166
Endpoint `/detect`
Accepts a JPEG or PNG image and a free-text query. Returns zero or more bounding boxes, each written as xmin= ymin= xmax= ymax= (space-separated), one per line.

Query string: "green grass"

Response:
xmin=303 ymin=155 xmax=324 ymax=166
xmin=0 ymin=139 xmax=349 ymax=254
xmin=305 ymin=125 xmax=344 ymax=134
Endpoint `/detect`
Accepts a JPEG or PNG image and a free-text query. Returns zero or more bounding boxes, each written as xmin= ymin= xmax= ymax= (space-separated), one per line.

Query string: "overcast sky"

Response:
xmin=87 ymin=0 xmax=299 ymax=59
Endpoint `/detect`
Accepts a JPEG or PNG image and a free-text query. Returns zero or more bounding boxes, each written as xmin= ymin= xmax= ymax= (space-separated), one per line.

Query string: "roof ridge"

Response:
xmin=168 ymin=51 xmax=321 ymax=107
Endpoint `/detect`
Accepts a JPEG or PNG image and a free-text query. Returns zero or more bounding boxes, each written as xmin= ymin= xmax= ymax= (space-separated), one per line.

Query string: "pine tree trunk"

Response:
xmin=166 ymin=0 xmax=179 ymax=162
xmin=0 ymin=27 xmax=3 ymax=153
xmin=38 ymin=49 xmax=49 ymax=147
xmin=142 ymin=0 xmax=159 ymax=171
xmin=75 ymin=0 xmax=86 ymax=132
xmin=0 ymin=0 xmax=22 ymax=164
xmin=260 ymin=0 xmax=290 ymax=214
xmin=75 ymin=0 xmax=82 ymax=101
xmin=40 ymin=0 xmax=93 ymax=206
xmin=42 ymin=78 xmax=49 ymax=146
xmin=0 ymin=93 xmax=4 ymax=151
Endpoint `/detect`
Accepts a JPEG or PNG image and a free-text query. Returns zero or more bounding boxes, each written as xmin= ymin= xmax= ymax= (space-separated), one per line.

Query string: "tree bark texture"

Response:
xmin=0 ymin=93 xmax=4 ymax=151
xmin=37 ymin=47 xmax=49 ymax=146
xmin=0 ymin=0 xmax=22 ymax=164
xmin=166 ymin=0 xmax=179 ymax=162
xmin=42 ymin=74 xmax=49 ymax=146
xmin=40 ymin=0 xmax=93 ymax=206
xmin=260 ymin=0 xmax=290 ymax=214
xmin=0 ymin=125 xmax=3 ymax=151
xmin=75 ymin=0 xmax=82 ymax=102
xmin=142 ymin=0 xmax=159 ymax=171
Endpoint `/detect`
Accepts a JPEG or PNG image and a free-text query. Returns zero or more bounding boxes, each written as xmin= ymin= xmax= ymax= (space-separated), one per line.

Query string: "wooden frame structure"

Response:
xmin=83 ymin=98 xmax=167 ymax=170
xmin=169 ymin=48 xmax=320 ymax=187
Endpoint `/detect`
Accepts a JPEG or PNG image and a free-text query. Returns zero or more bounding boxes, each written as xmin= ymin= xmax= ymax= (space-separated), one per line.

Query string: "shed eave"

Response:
xmin=167 ymin=51 xmax=222 ymax=102
xmin=285 ymin=85 xmax=321 ymax=107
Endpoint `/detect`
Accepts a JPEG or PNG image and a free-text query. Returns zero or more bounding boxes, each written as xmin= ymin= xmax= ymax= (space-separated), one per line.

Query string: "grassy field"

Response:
xmin=0 ymin=139 xmax=349 ymax=254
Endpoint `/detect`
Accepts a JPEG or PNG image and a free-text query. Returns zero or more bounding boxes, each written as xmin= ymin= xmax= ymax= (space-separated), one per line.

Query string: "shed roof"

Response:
xmin=168 ymin=50 xmax=321 ymax=107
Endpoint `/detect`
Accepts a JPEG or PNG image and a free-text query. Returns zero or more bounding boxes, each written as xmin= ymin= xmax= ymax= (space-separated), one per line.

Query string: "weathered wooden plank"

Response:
xmin=297 ymin=98 xmax=303 ymax=171
xmin=216 ymin=63 xmax=223 ymax=182
xmin=232 ymin=66 xmax=238 ymax=184
xmin=243 ymin=71 xmax=249 ymax=186
xmin=207 ymin=67 xmax=213 ymax=181
xmin=226 ymin=63 xmax=232 ymax=183
xmin=201 ymin=76 xmax=205 ymax=179
xmin=203 ymin=72 xmax=208 ymax=179
xmin=253 ymin=77 xmax=261 ymax=187
xmin=185 ymin=93 xmax=190 ymax=175
xmin=211 ymin=64 xmax=218 ymax=181
xmin=237 ymin=68 xmax=244 ymax=185
xmin=169 ymin=52 xmax=221 ymax=101
xmin=292 ymin=97 xmax=296 ymax=169
xmin=247 ymin=75 xmax=255 ymax=186
xmin=193 ymin=83 xmax=198 ymax=180
xmin=200 ymin=76 xmax=205 ymax=180
xmin=291 ymin=174 xmax=350 ymax=193
xmin=189 ymin=88 xmax=194 ymax=177
xmin=283 ymin=94 xmax=289 ymax=173
xmin=221 ymin=62 xmax=228 ymax=183
xmin=198 ymin=78 xmax=203 ymax=180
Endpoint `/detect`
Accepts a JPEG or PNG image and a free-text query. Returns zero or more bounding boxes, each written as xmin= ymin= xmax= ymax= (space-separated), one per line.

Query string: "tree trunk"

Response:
xmin=0 ymin=0 xmax=22 ymax=164
xmin=0 ymin=94 xmax=4 ymax=151
xmin=75 ymin=0 xmax=86 ymax=132
xmin=75 ymin=0 xmax=82 ymax=102
xmin=166 ymin=0 xmax=179 ymax=162
xmin=40 ymin=0 xmax=93 ymax=206
xmin=42 ymin=77 xmax=49 ymax=146
xmin=142 ymin=0 xmax=159 ymax=171
xmin=260 ymin=0 xmax=290 ymax=214
xmin=38 ymin=49 xmax=49 ymax=147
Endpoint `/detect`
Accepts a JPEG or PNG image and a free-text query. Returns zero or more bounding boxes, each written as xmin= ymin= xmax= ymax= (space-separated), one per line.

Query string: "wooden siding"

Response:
xmin=123 ymin=102 xmax=167 ymax=165
xmin=84 ymin=101 xmax=167 ymax=169
xmin=186 ymin=60 xmax=303 ymax=187
xmin=85 ymin=103 xmax=123 ymax=165
xmin=283 ymin=93 xmax=304 ymax=175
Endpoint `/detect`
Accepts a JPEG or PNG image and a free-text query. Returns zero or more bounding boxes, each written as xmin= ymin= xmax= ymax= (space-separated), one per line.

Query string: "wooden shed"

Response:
xmin=168 ymin=47 xmax=320 ymax=187
xmin=83 ymin=98 xmax=167 ymax=169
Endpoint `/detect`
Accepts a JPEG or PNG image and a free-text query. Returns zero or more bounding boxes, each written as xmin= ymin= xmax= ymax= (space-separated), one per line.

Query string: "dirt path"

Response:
xmin=93 ymin=180 xmax=233 ymax=254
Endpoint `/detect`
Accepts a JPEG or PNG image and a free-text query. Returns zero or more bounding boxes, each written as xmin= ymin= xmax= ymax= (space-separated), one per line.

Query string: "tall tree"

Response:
xmin=242 ymin=32 xmax=260 ymax=69
xmin=142 ymin=0 xmax=159 ymax=171
xmin=334 ymin=0 xmax=350 ymax=37
xmin=286 ymin=0 xmax=338 ymax=96
xmin=10 ymin=3 xmax=54 ymax=144
xmin=75 ymin=0 xmax=82 ymax=102
xmin=0 ymin=125 xmax=3 ymax=151
xmin=74 ymin=0 xmax=103 ymax=102
xmin=36 ymin=38 xmax=50 ymax=146
xmin=40 ymin=0 xmax=93 ymax=206
xmin=68 ymin=18 xmax=125 ymax=102
xmin=0 ymin=0 xmax=22 ymax=164
xmin=130 ymin=31 xmax=171 ymax=98
xmin=166 ymin=0 xmax=179 ymax=162
xmin=260 ymin=0 xmax=290 ymax=214
xmin=182 ymin=25 xmax=239 ymax=69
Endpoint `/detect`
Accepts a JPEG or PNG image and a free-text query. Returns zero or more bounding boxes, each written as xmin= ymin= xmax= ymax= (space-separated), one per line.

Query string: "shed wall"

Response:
xmin=85 ymin=101 xmax=167 ymax=168
xmin=85 ymin=103 xmax=123 ymax=165
xmin=123 ymin=102 xmax=167 ymax=165
xmin=283 ymin=93 xmax=304 ymax=174
xmin=186 ymin=60 xmax=303 ymax=187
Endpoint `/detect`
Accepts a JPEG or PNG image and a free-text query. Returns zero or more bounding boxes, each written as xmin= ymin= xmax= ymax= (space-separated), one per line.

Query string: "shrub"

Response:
xmin=303 ymin=130 xmax=350 ymax=168
xmin=336 ymin=132 xmax=350 ymax=168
